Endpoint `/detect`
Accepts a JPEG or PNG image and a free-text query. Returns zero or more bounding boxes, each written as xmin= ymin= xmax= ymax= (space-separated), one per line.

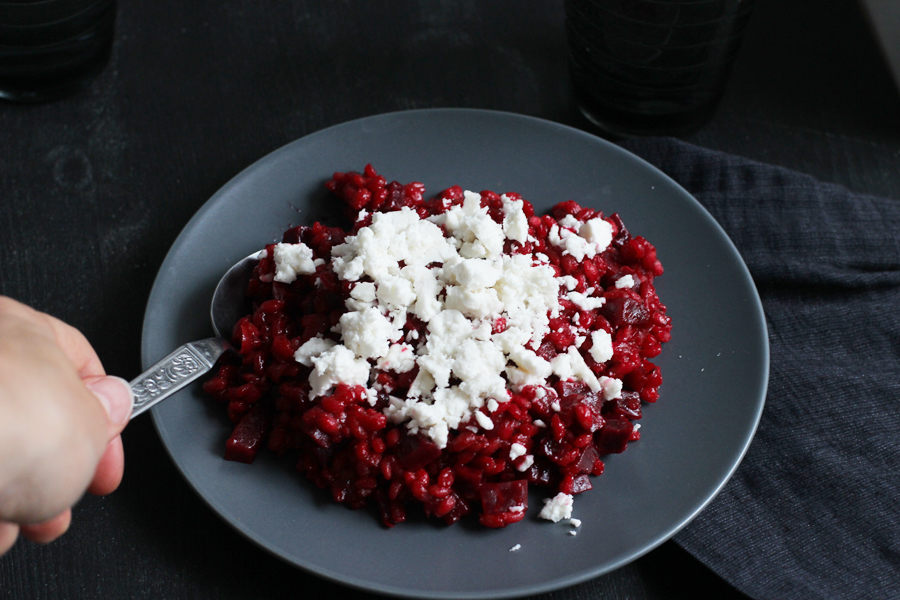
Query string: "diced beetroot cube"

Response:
xmin=609 ymin=213 xmax=630 ymax=246
xmin=570 ymin=474 xmax=592 ymax=494
xmin=526 ymin=461 xmax=554 ymax=486
xmin=395 ymin=434 xmax=442 ymax=470
xmin=601 ymin=294 xmax=649 ymax=327
xmin=225 ymin=404 xmax=271 ymax=463
xmin=604 ymin=390 xmax=642 ymax=420
xmin=576 ymin=446 xmax=599 ymax=474
xmin=555 ymin=379 xmax=590 ymax=397
xmin=594 ymin=416 xmax=633 ymax=455
xmin=480 ymin=480 xmax=528 ymax=515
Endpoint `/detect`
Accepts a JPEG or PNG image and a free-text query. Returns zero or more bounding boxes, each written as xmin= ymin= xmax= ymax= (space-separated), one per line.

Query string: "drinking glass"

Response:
xmin=0 ymin=0 xmax=117 ymax=102
xmin=565 ymin=0 xmax=755 ymax=137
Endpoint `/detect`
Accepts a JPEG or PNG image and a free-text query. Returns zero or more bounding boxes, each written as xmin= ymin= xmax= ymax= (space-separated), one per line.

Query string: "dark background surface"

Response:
xmin=1 ymin=0 xmax=898 ymax=598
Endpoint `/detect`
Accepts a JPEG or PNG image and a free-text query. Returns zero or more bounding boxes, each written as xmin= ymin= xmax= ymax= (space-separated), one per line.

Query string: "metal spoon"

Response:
xmin=129 ymin=252 xmax=261 ymax=418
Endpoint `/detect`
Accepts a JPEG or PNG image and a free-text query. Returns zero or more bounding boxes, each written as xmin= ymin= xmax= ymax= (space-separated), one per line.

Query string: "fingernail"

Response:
xmin=88 ymin=376 xmax=134 ymax=426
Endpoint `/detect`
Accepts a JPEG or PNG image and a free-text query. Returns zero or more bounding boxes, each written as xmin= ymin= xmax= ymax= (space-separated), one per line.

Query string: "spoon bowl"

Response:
xmin=129 ymin=251 xmax=261 ymax=418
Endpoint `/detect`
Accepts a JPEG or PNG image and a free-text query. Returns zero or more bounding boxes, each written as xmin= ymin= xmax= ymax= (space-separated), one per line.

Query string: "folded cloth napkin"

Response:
xmin=617 ymin=137 xmax=900 ymax=600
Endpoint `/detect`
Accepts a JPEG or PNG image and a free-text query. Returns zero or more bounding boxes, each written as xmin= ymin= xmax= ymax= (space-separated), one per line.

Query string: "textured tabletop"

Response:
xmin=1 ymin=0 xmax=898 ymax=598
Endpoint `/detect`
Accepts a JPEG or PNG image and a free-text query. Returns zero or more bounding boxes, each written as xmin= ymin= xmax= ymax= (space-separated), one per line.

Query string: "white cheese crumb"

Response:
xmin=589 ymin=329 xmax=614 ymax=364
xmin=615 ymin=274 xmax=635 ymax=289
xmin=538 ymin=492 xmax=574 ymax=522
xmin=509 ymin=442 xmax=527 ymax=460
xmin=599 ymin=376 xmax=623 ymax=400
xmin=376 ymin=343 xmax=416 ymax=373
xmin=273 ymin=242 xmax=323 ymax=283
xmin=501 ymin=195 xmax=529 ymax=244
xmin=558 ymin=214 xmax=582 ymax=229
xmin=293 ymin=336 xmax=337 ymax=367
xmin=565 ymin=290 xmax=606 ymax=312
xmin=569 ymin=518 xmax=582 ymax=528
xmin=559 ymin=275 xmax=579 ymax=291
xmin=509 ymin=544 xmax=522 ymax=552
xmin=516 ymin=455 xmax=534 ymax=472
xmin=308 ymin=346 xmax=370 ymax=398
xmin=551 ymin=346 xmax=601 ymax=392
xmin=549 ymin=224 xmax=594 ymax=261
xmin=339 ymin=307 xmax=396 ymax=359
xmin=579 ymin=217 xmax=613 ymax=252
xmin=474 ymin=411 xmax=494 ymax=431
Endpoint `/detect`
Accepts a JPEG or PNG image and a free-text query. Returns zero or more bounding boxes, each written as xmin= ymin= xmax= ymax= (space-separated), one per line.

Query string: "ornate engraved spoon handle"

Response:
xmin=129 ymin=338 xmax=230 ymax=419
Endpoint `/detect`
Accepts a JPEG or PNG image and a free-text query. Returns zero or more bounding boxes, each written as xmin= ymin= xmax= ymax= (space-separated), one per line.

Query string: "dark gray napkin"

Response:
xmin=619 ymin=138 xmax=900 ymax=600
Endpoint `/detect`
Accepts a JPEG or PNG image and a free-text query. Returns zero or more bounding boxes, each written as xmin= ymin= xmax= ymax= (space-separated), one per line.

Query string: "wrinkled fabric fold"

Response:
xmin=619 ymin=137 xmax=900 ymax=600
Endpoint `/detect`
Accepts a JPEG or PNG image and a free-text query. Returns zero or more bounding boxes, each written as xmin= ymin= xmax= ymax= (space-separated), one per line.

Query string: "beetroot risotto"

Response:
xmin=203 ymin=165 xmax=672 ymax=528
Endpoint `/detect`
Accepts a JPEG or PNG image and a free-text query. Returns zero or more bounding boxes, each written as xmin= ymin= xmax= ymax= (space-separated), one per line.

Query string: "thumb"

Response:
xmin=86 ymin=376 xmax=133 ymax=438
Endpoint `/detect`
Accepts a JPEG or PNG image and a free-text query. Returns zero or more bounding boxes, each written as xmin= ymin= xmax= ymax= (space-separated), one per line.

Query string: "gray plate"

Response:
xmin=143 ymin=108 xmax=768 ymax=599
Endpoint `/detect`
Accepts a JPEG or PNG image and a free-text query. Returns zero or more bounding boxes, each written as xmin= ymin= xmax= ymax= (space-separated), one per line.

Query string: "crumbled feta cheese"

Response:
xmin=549 ymin=223 xmax=594 ymax=262
xmin=293 ymin=336 xmax=337 ymax=367
xmin=306 ymin=193 xmax=625 ymax=450
xmin=339 ymin=307 xmax=396 ymax=359
xmin=589 ymin=329 xmax=614 ymax=364
xmin=565 ymin=291 xmax=606 ymax=312
xmin=509 ymin=346 xmax=552 ymax=379
xmin=599 ymin=376 xmax=623 ymax=400
xmin=474 ymin=410 xmax=494 ymax=430
xmin=569 ymin=518 xmax=582 ymax=528
xmin=615 ymin=274 xmax=635 ymax=289
xmin=509 ymin=442 xmax=527 ymax=460
xmin=558 ymin=214 xmax=582 ymax=229
xmin=376 ymin=343 xmax=416 ymax=373
xmin=308 ymin=346 xmax=370 ymax=398
xmin=538 ymin=492 xmax=574 ymax=522
xmin=559 ymin=275 xmax=579 ymax=291
xmin=444 ymin=257 xmax=503 ymax=289
xmin=501 ymin=195 xmax=529 ymax=243
xmin=551 ymin=346 xmax=601 ymax=392
xmin=273 ymin=242 xmax=323 ymax=283
xmin=509 ymin=544 xmax=522 ymax=552
xmin=579 ymin=217 xmax=613 ymax=252
xmin=366 ymin=387 xmax=379 ymax=407
xmin=376 ymin=275 xmax=417 ymax=310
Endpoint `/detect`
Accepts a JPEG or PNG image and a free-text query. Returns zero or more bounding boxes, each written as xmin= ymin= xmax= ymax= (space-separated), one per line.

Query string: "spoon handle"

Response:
xmin=129 ymin=338 xmax=230 ymax=419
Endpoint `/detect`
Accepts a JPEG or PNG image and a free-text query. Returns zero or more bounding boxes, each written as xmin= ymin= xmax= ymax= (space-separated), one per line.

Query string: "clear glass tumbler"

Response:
xmin=0 ymin=0 xmax=116 ymax=102
xmin=565 ymin=0 xmax=755 ymax=137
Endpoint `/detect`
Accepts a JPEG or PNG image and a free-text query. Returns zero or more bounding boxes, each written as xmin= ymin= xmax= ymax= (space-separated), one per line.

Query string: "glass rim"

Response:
xmin=0 ymin=0 xmax=111 ymax=30
xmin=566 ymin=0 xmax=753 ymax=32
xmin=576 ymin=0 xmax=753 ymax=7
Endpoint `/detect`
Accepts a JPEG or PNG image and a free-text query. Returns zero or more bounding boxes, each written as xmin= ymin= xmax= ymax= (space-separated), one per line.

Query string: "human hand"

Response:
xmin=0 ymin=296 xmax=133 ymax=555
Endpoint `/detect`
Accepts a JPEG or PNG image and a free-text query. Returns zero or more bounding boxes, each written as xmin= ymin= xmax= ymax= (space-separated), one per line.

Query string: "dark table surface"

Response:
xmin=1 ymin=0 xmax=898 ymax=598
